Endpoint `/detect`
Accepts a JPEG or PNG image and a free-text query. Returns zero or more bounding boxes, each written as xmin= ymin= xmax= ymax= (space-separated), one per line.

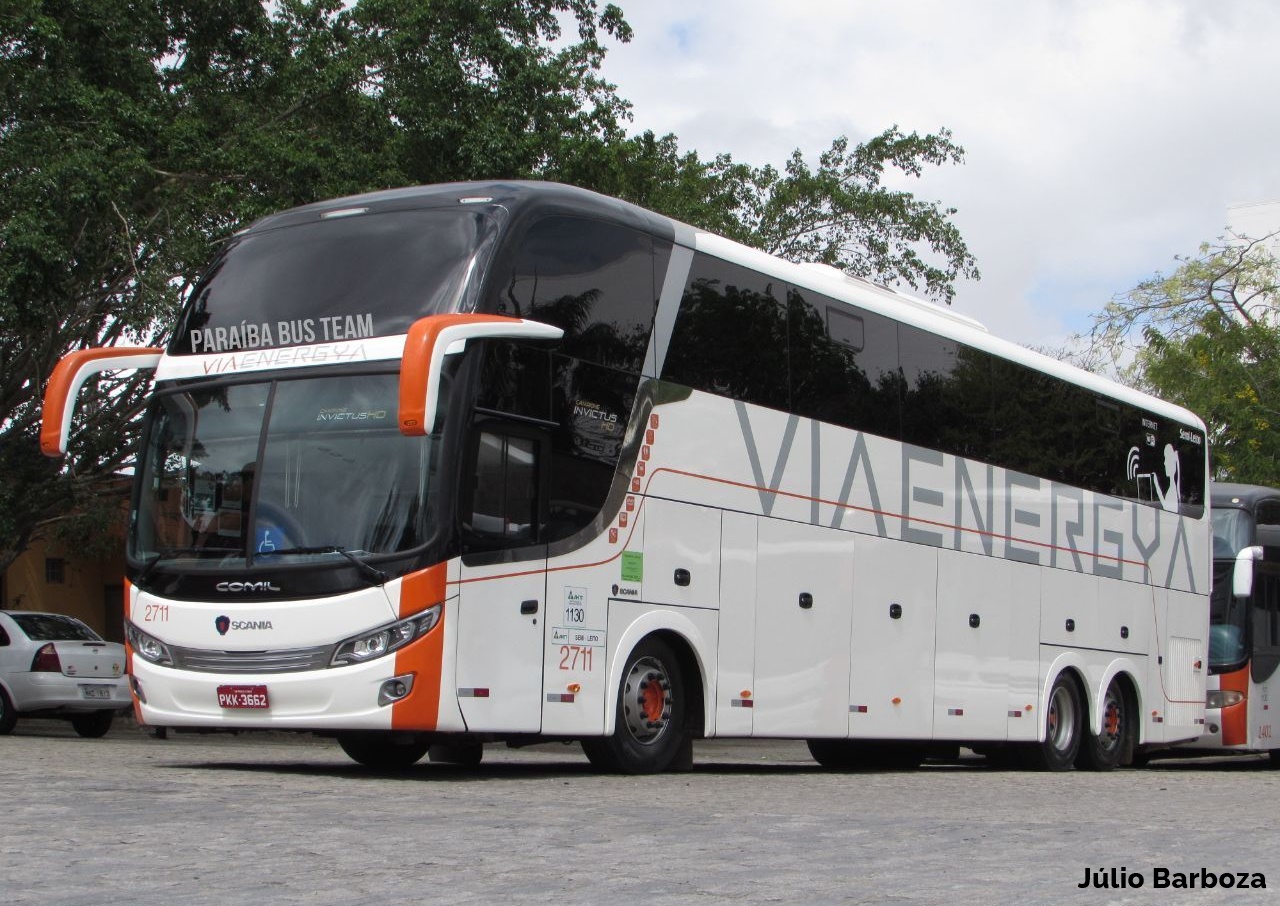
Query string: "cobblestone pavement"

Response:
xmin=3 ymin=718 xmax=1278 ymax=906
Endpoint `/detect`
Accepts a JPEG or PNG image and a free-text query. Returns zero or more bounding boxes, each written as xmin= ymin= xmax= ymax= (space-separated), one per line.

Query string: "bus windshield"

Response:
xmin=132 ymin=372 xmax=441 ymax=570
xmin=1209 ymin=561 xmax=1248 ymax=670
xmin=1212 ymin=507 xmax=1253 ymax=560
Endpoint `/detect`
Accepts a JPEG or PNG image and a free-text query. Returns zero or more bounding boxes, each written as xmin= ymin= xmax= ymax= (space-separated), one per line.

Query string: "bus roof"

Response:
xmin=237 ymin=180 xmax=1204 ymax=433
xmin=1211 ymin=483 xmax=1280 ymax=508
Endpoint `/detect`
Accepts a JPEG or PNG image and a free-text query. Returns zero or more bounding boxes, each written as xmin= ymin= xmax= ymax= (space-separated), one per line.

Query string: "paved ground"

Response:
xmin=3 ymin=717 xmax=1278 ymax=906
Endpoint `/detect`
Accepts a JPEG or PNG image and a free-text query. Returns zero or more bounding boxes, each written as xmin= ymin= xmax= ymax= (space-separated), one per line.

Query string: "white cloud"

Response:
xmin=595 ymin=0 xmax=1280 ymax=347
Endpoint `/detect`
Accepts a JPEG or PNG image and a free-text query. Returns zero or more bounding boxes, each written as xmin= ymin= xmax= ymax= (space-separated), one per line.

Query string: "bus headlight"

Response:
xmin=126 ymin=623 xmax=173 ymax=667
xmin=1206 ymin=689 xmax=1244 ymax=710
xmin=331 ymin=605 xmax=441 ymax=667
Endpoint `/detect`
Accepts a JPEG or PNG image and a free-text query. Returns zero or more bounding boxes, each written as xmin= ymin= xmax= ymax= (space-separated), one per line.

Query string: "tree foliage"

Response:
xmin=0 ymin=0 xmax=976 ymax=569
xmin=552 ymin=128 xmax=978 ymax=303
xmin=1086 ymin=233 xmax=1280 ymax=485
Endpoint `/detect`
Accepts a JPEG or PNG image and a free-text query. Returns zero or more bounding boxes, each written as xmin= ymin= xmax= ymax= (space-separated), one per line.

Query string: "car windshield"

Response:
xmin=132 ymin=372 xmax=443 ymax=569
xmin=10 ymin=613 xmax=101 ymax=641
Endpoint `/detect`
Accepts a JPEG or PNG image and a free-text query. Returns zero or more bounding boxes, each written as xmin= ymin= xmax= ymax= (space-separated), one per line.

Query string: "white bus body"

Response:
xmin=42 ymin=182 xmax=1210 ymax=772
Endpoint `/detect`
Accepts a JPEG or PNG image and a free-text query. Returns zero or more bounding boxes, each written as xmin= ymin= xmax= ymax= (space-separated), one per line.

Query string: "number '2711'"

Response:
xmin=559 ymin=645 xmax=594 ymax=671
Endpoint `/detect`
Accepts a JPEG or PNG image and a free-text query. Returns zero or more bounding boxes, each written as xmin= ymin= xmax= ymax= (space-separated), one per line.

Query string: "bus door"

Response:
xmin=1249 ymin=555 xmax=1280 ymax=746
xmin=453 ymin=425 xmax=549 ymax=733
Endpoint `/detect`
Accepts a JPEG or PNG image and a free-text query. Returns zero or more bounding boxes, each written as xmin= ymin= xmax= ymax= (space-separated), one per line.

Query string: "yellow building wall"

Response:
xmin=4 ymin=535 xmax=126 ymax=641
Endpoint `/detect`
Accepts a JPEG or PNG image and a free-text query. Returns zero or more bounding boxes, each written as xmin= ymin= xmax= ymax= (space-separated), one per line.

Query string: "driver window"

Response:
xmin=466 ymin=429 xmax=541 ymax=549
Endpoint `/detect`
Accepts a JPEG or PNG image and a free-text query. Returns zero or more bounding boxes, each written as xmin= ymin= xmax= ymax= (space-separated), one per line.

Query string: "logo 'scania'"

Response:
xmin=215 ymin=615 xmax=231 ymax=636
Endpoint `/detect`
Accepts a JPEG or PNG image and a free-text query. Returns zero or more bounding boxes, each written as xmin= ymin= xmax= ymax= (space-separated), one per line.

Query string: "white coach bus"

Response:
xmin=41 ymin=182 xmax=1210 ymax=772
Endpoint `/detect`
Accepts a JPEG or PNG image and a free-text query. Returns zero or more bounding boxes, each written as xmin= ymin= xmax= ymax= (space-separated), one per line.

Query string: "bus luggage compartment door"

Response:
xmin=751 ymin=520 xmax=854 ymax=738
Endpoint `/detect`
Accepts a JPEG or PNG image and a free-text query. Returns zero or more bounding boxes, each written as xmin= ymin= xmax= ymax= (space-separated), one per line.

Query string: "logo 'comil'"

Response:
xmin=216 ymin=581 xmax=282 ymax=593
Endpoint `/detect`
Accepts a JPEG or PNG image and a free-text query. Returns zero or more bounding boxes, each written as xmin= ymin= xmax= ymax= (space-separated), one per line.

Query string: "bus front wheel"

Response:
xmin=1023 ymin=673 xmax=1083 ymax=771
xmin=337 ymin=732 xmax=430 ymax=769
xmin=582 ymin=637 xmax=689 ymax=774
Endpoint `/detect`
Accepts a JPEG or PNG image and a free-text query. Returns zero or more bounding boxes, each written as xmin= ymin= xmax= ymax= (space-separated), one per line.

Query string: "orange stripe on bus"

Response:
xmin=391 ymin=563 xmax=448 ymax=730
xmin=1218 ymin=664 xmax=1250 ymax=746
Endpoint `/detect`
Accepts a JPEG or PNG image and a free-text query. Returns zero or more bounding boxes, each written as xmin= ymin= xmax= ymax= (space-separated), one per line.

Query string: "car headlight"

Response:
xmin=331 ymin=605 xmax=441 ymax=667
xmin=1206 ymin=689 xmax=1244 ymax=710
xmin=126 ymin=622 xmax=173 ymax=667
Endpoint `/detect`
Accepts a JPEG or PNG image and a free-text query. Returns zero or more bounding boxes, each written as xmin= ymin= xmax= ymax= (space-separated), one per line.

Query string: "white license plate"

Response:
xmin=217 ymin=685 xmax=270 ymax=709
xmin=81 ymin=685 xmax=112 ymax=700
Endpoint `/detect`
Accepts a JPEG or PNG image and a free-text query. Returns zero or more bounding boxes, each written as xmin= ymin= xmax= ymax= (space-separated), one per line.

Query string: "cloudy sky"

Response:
xmin=591 ymin=0 xmax=1280 ymax=348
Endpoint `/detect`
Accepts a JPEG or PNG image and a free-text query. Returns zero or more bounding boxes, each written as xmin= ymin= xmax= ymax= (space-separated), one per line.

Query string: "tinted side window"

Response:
xmin=787 ymin=288 xmax=899 ymax=437
xmin=898 ymin=325 xmax=992 ymax=459
xmin=663 ymin=255 xmax=788 ymax=410
xmin=1256 ymin=500 xmax=1280 ymax=530
xmin=466 ymin=431 xmax=540 ymax=547
xmin=474 ymin=343 xmax=552 ymax=423
xmin=547 ymin=358 xmax=637 ymax=542
xmin=1252 ymin=564 xmax=1280 ymax=684
xmin=491 ymin=216 xmax=655 ymax=374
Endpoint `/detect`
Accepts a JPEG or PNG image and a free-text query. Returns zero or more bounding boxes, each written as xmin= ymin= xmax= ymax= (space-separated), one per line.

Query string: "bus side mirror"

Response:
xmin=1234 ymin=546 xmax=1264 ymax=599
xmin=40 ymin=347 xmax=163 ymax=456
xmin=398 ymin=314 xmax=562 ymax=436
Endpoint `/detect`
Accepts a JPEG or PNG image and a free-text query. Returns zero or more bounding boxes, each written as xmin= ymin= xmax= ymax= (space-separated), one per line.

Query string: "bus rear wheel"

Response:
xmin=1077 ymin=678 xmax=1133 ymax=771
xmin=1023 ymin=673 xmax=1083 ymax=771
xmin=337 ymin=732 xmax=430 ymax=769
xmin=582 ymin=637 xmax=688 ymax=774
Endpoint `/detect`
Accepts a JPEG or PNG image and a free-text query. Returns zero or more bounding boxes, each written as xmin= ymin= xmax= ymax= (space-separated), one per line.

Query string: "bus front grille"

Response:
xmin=169 ymin=644 xmax=334 ymax=673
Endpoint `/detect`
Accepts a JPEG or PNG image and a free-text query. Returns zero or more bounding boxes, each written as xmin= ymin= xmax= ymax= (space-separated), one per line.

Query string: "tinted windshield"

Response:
xmin=171 ymin=209 xmax=494 ymax=355
xmin=1212 ymin=506 xmax=1253 ymax=560
xmin=132 ymin=373 xmax=441 ymax=569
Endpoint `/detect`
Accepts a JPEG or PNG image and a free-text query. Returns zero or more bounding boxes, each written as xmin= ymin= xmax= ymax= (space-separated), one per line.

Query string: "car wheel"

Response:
xmin=0 ymin=687 xmax=16 ymax=735
xmin=71 ymin=710 xmax=115 ymax=739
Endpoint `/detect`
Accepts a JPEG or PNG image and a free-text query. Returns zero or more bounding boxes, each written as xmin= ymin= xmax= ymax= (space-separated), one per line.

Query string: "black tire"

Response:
xmin=1077 ymin=678 xmax=1133 ymax=771
xmin=71 ymin=710 xmax=115 ymax=739
xmin=1023 ymin=672 xmax=1083 ymax=771
xmin=337 ymin=732 xmax=430 ymax=769
xmin=428 ymin=742 xmax=484 ymax=766
xmin=0 ymin=687 xmax=17 ymax=735
xmin=1268 ymin=749 xmax=1280 ymax=769
xmin=581 ymin=637 xmax=688 ymax=774
xmin=807 ymin=739 xmax=924 ymax=770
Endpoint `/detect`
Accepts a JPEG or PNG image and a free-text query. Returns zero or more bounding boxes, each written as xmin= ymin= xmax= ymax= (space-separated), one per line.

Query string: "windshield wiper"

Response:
xmin=257 ymin=545 xmax=390 ymax=586
xmin=135 ymin=546 xmax=243 ymax=587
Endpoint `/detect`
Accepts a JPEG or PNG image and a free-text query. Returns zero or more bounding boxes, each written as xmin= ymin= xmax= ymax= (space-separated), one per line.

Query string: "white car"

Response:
xmin=0 ymin=611 xmax=131 ymax=737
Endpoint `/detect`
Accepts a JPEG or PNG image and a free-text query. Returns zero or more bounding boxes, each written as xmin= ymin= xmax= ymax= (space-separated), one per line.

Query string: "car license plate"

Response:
xmin=217 ymin=685 xmax=270 ymax=709
xmin=80 ymin=685 xmax=111 ymax=700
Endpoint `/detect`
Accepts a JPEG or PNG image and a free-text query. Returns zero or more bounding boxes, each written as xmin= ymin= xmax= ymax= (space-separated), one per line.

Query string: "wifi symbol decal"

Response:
xmin=1126 ymin=446 xmax=1142 ymax=481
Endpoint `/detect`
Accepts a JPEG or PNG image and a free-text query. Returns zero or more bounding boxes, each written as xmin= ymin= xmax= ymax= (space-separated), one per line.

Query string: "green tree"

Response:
xmin=0 ymin=0 xmax=632 ymax=570
xmin=1 ymin=0 xmax=977 ymax=570
xmin=554 ymin=128 xmax=979 ymax=303
xmin=1086 ymin=233 xmax=1280 ymax=484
